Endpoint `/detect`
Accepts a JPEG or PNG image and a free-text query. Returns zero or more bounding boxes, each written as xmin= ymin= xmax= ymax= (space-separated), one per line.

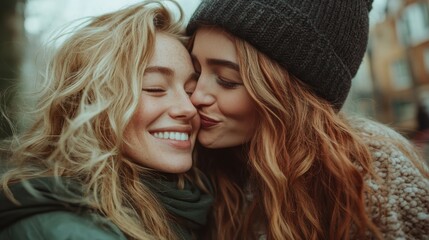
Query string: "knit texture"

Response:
xmin=187 ymin=0 xmax=373 ymax=110
xmin=349 ymin=116 xmax=429 ymax=239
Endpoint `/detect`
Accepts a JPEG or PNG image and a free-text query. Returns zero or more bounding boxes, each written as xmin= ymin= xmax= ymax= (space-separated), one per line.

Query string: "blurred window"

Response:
xmin=390 ymin=58 xmax=412 ymax=90
xmin=399 ymin=2 xmax=429 ymax=46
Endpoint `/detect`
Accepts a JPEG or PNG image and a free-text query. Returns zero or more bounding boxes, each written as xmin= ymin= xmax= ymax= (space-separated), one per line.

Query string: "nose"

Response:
xmin=190 ymin=75 xmax=215 ymax=108
xmin=169 ymin=91 xmax=197 ymax=120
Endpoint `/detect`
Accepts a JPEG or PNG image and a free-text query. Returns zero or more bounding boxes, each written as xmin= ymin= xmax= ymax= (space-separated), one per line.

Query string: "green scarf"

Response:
xmin=143 ymin=174 xmax=213 ymax=240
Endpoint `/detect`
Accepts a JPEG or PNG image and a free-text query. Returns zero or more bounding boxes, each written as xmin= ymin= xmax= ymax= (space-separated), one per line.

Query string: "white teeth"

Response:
xmin=169 ymin=132 xmax=175 ymax=140
xmin=152 ymin=131 xmax=189 ymax=141
xmin=180 ymin=133 xmax=188 ymax=141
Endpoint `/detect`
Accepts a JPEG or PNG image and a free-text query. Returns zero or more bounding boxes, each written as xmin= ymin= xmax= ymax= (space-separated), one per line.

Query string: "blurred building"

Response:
xmin=367 ymin=0 xmax=429 ymax=135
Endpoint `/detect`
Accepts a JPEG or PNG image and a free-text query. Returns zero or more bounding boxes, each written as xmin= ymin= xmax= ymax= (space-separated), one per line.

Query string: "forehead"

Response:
xmin=192 ymin=27 xmax=238 ymax=63
xmin=149 ymin=33 xmax=192 ymax=70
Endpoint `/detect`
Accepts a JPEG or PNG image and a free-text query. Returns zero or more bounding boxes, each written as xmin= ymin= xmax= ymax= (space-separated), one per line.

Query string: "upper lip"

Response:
xmin=199 ymin=112 xmax=220 ymax=123
xmin=149 ymin=126 xmax=193 ymax=134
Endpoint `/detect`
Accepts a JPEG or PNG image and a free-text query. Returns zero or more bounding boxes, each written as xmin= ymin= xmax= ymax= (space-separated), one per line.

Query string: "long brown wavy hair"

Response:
xmin=193 ymin=29 xmax=427 ymax=240
xmin=1 ymin=1 xmax=208 ymax=240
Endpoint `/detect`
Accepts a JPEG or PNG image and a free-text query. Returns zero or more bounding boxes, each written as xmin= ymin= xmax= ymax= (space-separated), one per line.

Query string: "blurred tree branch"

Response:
xmin=0 ymin=0 xmax=25 ymax=139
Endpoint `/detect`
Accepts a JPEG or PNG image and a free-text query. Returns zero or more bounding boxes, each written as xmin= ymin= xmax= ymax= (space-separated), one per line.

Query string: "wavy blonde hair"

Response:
xmin=195 ymin=30 xmax=428 ymax=239
xmin=1 ymin=1 xmax=202 ymax=239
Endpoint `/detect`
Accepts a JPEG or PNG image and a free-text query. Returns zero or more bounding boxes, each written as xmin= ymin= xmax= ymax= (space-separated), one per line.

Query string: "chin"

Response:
xmin=198 ymin=137 xmax=219 ymax=149
xmin=162 ymin=160 xmax=193 ymax=174
xmin=165 ymin=165 xmax=192 ymax=174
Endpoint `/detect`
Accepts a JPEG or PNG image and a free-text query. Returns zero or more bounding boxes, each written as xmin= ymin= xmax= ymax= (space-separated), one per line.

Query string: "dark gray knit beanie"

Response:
xmin=187 ymin=0 xmax=374 ymax=110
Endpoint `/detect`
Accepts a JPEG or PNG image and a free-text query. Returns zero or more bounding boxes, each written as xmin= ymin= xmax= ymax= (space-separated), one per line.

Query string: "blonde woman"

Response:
xmin=187 ymin=0 xmax=429 ymax=239
xmin=0 ymin=1 xmax=212 ymax=239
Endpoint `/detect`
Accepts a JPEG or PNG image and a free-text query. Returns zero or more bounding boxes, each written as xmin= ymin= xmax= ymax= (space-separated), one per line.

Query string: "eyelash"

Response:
xmin=216 ymin=77 xmax=242 ymax=89
xmin=142 ymin=88 xmax=165 ymax=93
xmin=143 ymin=88 xmax=194 ymax=97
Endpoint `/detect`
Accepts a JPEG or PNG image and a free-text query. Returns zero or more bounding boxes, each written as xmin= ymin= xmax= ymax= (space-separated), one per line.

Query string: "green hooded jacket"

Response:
xmin=0 ymin=177 xmax=126 ymax=240
xmin=0 ymin=176 xmax=213 ymax=240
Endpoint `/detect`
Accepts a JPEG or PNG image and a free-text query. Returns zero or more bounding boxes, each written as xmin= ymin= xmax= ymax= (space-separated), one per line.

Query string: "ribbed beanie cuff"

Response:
xmin=188 ymin=0 xmax=373 ymax=110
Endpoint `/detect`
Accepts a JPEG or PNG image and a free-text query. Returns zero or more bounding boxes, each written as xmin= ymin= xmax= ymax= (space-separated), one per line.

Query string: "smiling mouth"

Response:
xmin=151 ymin=131 xmax=189 ymax=141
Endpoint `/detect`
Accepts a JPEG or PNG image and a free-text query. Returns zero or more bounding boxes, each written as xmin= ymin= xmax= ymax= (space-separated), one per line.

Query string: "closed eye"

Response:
xmin=216 ymin=77 xmax=243 ymax=89
xmin=142 ymin=88 xmax=166 ymax=96
xmin=142 ymin=88 xmax=165 ymax=93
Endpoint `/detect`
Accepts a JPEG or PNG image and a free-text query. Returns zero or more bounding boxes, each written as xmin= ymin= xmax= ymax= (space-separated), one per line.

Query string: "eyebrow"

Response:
xmin=145 ymin=66 xmax=174 ymax=77
xmin=207 ymin=59 xmax=239 ymax=71
xmin=193 ymin=56 xmax=239 ymax=71
xmin=145 ymin=66 xmax=198 ymax=82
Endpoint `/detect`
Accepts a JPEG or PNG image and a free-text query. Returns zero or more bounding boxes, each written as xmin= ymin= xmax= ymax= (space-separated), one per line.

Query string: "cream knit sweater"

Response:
xmin=349 ymin=116 xmax=429 ymax=240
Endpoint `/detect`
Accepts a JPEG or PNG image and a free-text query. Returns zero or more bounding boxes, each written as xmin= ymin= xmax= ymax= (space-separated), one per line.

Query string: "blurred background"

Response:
xmin=0 ymin=0 xmax=428 ymax=159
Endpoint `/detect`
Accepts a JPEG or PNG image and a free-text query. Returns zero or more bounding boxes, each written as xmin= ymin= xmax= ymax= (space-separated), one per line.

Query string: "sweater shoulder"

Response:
xmin=346 ymin=115 xmax=410 ymax=143
xmin=346 ymin=116 xmax=423 ymax=173
xmin=345 ymin=116 xmax=429 ymax=238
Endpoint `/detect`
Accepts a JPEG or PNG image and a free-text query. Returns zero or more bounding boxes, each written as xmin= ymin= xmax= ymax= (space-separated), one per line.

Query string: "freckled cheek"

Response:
xmin=218 ymin=92 xmax=257 ymax=121
xmin=126 ymin=116 xmax=146 ymax=138
xmin=130 ymin=107 xmax=145 ymax=124
xmin=128 ymin=105 xmax=153 ymax=133
xmin=134 ymin=97 xmax=162 ymax=124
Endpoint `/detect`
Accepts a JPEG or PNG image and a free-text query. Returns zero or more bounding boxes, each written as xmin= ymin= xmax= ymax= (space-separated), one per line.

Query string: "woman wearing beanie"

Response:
xmin=187 ymin=0 xmax=429 ymax=239
xmin=0 ymin=1 xmax=213 ymax=239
